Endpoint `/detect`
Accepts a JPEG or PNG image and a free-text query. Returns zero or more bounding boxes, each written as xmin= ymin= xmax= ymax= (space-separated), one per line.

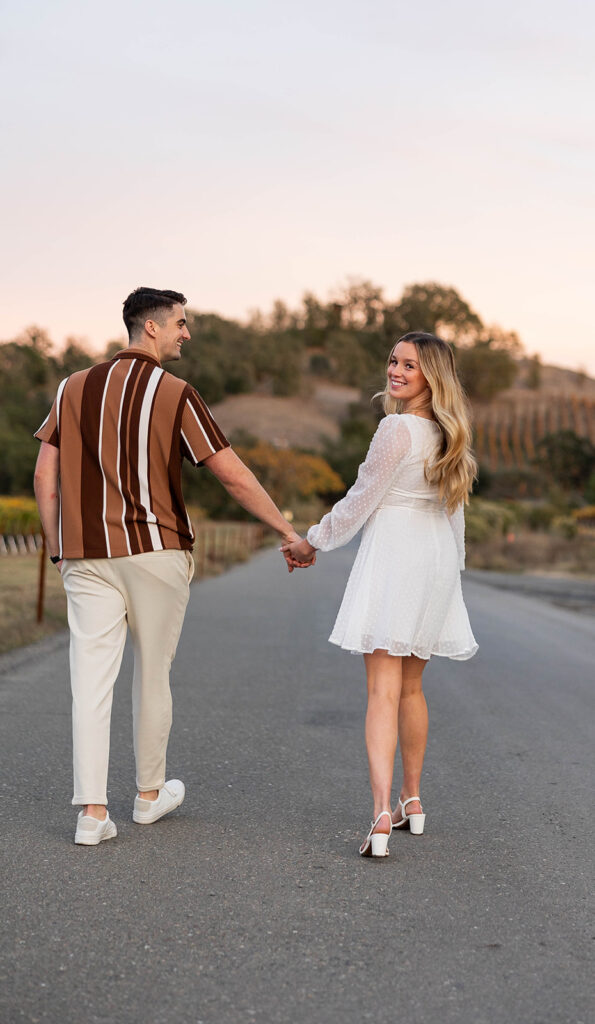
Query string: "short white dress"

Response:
xmin=307 ymin=413 xmax=478 ymax=661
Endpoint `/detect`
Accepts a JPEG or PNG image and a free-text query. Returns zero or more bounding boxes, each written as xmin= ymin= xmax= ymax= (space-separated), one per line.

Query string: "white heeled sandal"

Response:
xmin=392 ymin=796 xmax=426 ymax=835
xmin=359 ymin=811 xmax=392 ymax=857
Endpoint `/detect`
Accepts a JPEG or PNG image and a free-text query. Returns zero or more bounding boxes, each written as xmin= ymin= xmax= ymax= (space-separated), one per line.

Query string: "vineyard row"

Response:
xmin=473 ymin=396 xmax=595 ymax=470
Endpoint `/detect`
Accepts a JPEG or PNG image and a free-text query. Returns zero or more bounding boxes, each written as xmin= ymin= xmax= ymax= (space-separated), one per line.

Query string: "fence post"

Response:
xmin=37 ymin=532 xmax=47 ymax=624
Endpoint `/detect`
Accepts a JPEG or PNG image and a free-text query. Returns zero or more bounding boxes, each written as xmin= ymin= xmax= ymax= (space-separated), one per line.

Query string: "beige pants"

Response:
xmin=61 ymin=549 xmax=194 ymax=805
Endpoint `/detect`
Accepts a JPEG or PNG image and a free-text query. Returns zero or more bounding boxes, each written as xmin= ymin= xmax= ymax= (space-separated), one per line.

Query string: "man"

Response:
xmin=34 ymin=286 xmax=304 ymax=845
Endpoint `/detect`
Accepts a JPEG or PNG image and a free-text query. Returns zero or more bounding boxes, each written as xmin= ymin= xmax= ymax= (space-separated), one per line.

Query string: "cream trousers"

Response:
xmin=61 ymin=549 xmax=194 ymax=805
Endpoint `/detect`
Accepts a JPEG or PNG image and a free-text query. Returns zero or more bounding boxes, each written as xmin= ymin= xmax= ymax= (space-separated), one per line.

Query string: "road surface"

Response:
xmin=1 ymin=547 xmax=594 ymax=1023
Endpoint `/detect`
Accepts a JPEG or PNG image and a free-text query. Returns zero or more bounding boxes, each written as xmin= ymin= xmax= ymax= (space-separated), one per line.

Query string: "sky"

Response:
xmin=1 ymin=0 xmax=594 ymax=373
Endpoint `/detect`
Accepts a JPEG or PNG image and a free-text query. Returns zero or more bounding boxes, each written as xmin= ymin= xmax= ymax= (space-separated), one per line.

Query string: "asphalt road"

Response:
xmin=1 ymin=547 xmax=594 ymax=1024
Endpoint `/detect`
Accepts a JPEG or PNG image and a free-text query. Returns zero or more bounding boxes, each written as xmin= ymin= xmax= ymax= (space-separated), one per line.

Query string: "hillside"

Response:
xmin=511 ymin=358 xmax=595 ymax=398
xmin=212 ymin=382 xmax=361 ymax=451
xmin=212 ymin=361 xmax=595 ymax=473
xmin=473 ymin=361 xmax=595 ymax=470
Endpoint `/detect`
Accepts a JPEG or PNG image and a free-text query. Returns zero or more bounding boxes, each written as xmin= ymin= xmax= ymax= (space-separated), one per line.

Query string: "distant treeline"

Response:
xmin=0 ymin=280 xmax=525 ymax=498
xmin=174 ymin=279 xmax=522 ymax=404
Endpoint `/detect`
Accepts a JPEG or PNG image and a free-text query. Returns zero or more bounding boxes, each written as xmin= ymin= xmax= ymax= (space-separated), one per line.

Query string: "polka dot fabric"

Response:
xmin=307 ymin=414 xmax=478 ymax=661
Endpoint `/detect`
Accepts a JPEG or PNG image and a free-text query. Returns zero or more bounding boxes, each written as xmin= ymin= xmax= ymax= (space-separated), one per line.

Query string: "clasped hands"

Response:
xmin=280 ymin=533 xmax=317 ymax=573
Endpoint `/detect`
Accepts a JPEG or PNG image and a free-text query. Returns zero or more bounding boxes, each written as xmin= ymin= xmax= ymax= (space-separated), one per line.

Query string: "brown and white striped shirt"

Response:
xmin=35 ymin=349 xmax=229 ymax=559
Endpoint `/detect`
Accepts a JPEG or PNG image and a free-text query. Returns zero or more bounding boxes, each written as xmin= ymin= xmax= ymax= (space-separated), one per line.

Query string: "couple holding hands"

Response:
xmin=34 ymin=287 xmax=477 ymax=856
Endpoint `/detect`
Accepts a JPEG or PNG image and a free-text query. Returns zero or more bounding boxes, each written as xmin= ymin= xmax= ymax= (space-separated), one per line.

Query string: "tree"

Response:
xmin=300 ymin=291 xmax=331 ymax=346
xmin=478 ymin=324 xmax=522 ymax=355
xmin=170 ymin=311 xmax=257 ymax=403
xmin=268 ymin=300 xmax=298 ymax=333
xmin=332 ymin=278 xmax=385 ymax=330
xmin=0 ymin=328 xmax=57 ymax=494
xmin=325 ymin=330 xmax=381 ymax=389
xmin=526 ymin=354 xmax=542 ymax=389
xmin=533 ymin=431 xmax=595 ymax=493
xmin=53 ymin=337 xmax=94 ymax=377
xmin=385 ymin=283 xmax=483 ymax=343
xmin=455 ymin=340 xmax=518 ymax=401
xmin=102 ymin=339 xmax=127 ymax=361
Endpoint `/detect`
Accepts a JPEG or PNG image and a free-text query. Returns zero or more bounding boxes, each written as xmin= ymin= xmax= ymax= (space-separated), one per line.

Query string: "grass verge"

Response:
xmin=0 ymin=555 xmax=68 ymax=655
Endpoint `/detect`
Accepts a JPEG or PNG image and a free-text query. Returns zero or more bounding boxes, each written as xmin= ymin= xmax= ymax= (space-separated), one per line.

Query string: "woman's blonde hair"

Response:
xmin=378 ymin=332 xmax=477 ymax=512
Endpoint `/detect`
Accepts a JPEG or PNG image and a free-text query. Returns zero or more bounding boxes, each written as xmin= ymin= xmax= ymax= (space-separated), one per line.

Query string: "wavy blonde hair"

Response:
xmin=378 ymin=332 xmax=477 ymax=512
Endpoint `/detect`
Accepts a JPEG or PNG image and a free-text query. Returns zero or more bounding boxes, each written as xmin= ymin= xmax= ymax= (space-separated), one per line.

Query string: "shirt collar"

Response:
xmin=112 ymin=348 xmax=162 ymax=368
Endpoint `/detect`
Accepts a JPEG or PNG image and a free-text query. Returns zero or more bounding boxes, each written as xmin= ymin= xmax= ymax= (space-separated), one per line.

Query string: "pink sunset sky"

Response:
xmin=2 ymin=0 xmax=594 ymax=373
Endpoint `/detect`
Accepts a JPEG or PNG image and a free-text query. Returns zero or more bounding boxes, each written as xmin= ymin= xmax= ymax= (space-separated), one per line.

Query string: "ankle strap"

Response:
xmin=400 ymin=796 xmax=421 ymax=812
xmin=372 ymin=811 xmax=392 ymax=828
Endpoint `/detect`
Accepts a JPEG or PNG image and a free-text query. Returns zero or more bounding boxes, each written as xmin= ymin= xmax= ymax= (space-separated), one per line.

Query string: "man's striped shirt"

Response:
xmin=35 ymin=349 xmax=229 ymax=559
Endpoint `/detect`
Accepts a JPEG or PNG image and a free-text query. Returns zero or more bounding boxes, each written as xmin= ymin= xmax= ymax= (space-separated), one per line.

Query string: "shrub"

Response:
xmin=235 ymin=443 xmax=344 ymax=508
xmin=584 ymin=472 xmax=595 ymax=504
xmin=573 ymin=506 xmax=595 ymax=529
xmin=524 ymin=505 xmax=557 ymax=531
xmin=0 ymin=496 xmax=40 ymax=534
xmin=472 ymin=464 xmax=491 ymax=496
xmin=182 ymin=444 xmax=344 ymax=520
xmin=309 ymin=354 xmax=332 ymax=376
xmin=465 ymin=499 xmax=518 ymax=542
xmin=551 ymin=515 xmax=579 ymax=540
xmin=480 ymin=467 xmax=547 ymax=500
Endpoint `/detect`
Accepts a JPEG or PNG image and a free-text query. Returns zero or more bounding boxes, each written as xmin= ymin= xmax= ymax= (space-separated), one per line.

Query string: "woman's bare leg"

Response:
xmin=393 ymin=654 xmax=428 ymax=822
xmin=363 ymin=650 xmax=402 ymax=831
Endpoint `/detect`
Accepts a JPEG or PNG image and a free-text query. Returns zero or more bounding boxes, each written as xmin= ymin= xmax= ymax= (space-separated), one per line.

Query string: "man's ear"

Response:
xmin=144 ymin=319 xmax=158 ymax=338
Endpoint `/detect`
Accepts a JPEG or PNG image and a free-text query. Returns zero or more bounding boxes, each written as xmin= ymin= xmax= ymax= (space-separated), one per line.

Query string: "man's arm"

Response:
xmin=203 ymin=447 xmax=308 ymax=571
xmin=33 ymin=442 xmax=62 ymax=564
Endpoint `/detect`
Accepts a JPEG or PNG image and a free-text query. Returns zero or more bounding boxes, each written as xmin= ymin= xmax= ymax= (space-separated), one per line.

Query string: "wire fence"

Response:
xmin=0 ymin=533 xmax=44 ymax=555
xmin=1 ymin=522 xmax=266 ymax=571
xmin=191 ymin=521 xmax=266 ymax=578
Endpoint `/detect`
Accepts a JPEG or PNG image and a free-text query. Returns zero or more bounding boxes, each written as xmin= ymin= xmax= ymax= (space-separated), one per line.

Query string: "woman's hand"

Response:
xmin=280 ymin=537 xmax=317 ymax=571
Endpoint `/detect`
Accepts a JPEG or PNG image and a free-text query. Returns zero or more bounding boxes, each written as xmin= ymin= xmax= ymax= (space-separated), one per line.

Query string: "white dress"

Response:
xmin=307 ymin=413 xmax=478 ymax=661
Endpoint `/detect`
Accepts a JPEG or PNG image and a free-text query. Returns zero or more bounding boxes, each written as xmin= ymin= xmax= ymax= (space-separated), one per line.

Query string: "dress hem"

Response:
xmin=328 ymin=637 xmax=479 ymax=662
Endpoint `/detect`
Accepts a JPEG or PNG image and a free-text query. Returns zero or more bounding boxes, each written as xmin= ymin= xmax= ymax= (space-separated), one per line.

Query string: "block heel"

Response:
xmin=407 ymin=813 xmax=426 ymax=835
xmin=370 ymin=832 xmax=390 ymax=856
xmin=359 ymin=811 xmax=391 ymax=858
xmin=392 ymin=796 xmax=425 ymax=835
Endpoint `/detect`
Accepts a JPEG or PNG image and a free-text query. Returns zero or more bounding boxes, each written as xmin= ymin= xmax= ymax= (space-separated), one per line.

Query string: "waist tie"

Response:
xmin=377 ymin=494 xmax=445 ymax=514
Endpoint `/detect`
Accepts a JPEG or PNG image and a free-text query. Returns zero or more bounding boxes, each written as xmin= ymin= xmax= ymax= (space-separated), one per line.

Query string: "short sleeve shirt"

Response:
xmin=34 ymin=349 xmax=229 ymax=559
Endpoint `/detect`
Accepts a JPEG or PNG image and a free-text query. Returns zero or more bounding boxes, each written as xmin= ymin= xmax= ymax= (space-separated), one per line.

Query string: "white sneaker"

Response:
xmin=74 ymin=811 xmax=117 ymax=846
xmin=133 ymin=779 xmax=185 ymax=824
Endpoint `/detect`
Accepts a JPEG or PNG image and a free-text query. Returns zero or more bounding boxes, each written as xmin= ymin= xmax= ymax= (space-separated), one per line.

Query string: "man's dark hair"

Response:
xmin=122 ymin=287 xmax=187 ymax=338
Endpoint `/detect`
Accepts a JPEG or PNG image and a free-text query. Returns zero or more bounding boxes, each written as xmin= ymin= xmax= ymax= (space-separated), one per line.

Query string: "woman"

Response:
xmin=283 ymin=332 xmax=478 ymax=858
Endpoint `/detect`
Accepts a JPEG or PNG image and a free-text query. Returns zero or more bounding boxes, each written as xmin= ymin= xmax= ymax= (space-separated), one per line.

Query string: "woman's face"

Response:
xmin=387 ymin=341 xmax=430 ymax=404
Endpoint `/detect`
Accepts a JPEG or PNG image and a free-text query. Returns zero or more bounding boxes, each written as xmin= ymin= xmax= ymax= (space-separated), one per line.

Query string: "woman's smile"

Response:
xmin=387 ymin=341 xmax=429 ymax=404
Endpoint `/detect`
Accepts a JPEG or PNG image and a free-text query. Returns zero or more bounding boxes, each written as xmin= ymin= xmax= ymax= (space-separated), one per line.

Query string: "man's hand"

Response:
xmin=279 ymin=531 xmax=316 ymax=573
xmin=280 ymin=537 xmax=317 ymax=571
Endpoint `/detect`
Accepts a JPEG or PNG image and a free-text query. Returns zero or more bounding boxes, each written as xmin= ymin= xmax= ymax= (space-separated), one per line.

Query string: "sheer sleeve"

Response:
xmin=447 ymin=502 xmax=466 ymax=570
xmin=307 ymin=416 xmax=412 ymax=552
